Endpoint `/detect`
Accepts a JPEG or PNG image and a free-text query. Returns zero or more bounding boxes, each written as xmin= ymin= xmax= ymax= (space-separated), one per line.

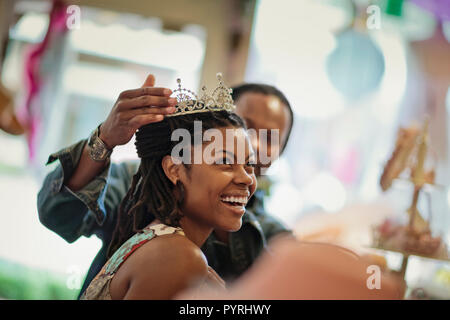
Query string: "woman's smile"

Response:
xmin=219 ymin=192 xmax=250 ymax=216
xmin=219 ymin=200 xmax=246 ymax=216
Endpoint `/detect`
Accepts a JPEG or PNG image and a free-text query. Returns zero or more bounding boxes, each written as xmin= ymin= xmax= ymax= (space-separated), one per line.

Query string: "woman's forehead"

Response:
xmin=206 ymin=127 xmax=252 ymax=146
xmin=201 ymin=127 xmax=254 ymax=159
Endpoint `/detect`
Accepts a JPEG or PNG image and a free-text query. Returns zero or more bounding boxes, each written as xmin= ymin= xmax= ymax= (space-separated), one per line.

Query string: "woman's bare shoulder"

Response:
xmin=144 ymin=233 xmax=206 ymax=264
xmin=115 ymin=233 xmax=209 ymax=299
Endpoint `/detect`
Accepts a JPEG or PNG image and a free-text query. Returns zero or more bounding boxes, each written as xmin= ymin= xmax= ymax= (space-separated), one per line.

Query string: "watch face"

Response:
xmin=90 ymin=137 xmax=109 ymax=160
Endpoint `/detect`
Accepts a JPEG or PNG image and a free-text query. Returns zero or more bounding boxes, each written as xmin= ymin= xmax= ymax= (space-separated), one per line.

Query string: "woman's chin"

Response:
xmin=213 ymin=218 xmax=242 ymax=233
xmin=224 ymin=219 xmax=243 ymax=232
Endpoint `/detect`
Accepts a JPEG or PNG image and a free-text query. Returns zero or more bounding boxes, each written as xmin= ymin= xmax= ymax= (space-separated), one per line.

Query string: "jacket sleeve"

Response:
xmin=37 ymin=139 xmax=139 ymax=243
xmin=254 ymin=210 xmax=294 ymax=242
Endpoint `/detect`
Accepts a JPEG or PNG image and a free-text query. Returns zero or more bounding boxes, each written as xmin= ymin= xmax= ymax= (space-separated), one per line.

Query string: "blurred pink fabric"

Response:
xmin=20 ymin=0 xmax=68 ymax=160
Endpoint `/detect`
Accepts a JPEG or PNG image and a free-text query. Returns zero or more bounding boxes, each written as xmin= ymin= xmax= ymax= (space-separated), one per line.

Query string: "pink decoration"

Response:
xmin=331 ymin=146 xmax=359 ymax=186
xmin=411 ymin=0 xmax=450 ymax=21
xmin=19 ymin=0 xmax=68 ymax=160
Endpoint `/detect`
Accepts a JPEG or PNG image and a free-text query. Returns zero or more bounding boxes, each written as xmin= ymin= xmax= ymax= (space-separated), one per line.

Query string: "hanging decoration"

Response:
xmin=410 ymin=0 xmax=450 ymax=22
xmin=326 ymin=1 xmax=385 ymax=101
xmin=18 ymin=0 xmax=69 ymax=161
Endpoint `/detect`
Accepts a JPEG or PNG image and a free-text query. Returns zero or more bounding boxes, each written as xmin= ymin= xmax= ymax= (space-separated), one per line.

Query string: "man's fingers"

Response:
xmin=129 ymin=114 xmax=165 ymax=128
xmin=141 ymin=74 xmax=155 ymax=88
xmin=122 ymin=106 xmax=176 ymax=120
xmin=118 ymin=95 xmax=177 ymax=110
xmin=119 ymin=87 xmax=172 ymax=99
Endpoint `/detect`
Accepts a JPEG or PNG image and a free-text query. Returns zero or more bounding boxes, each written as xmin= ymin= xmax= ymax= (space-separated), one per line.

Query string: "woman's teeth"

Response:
xmin=221 ymin=196 xmax=247 ymax=205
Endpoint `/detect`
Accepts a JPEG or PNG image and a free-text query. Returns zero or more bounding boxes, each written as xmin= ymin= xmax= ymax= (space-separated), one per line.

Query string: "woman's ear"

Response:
xmin=161 ymin=155 xmax=180 ymax=185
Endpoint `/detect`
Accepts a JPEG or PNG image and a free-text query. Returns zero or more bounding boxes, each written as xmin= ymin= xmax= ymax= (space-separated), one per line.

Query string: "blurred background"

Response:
xmin=0 ymin=0 xmax=449 ymax=299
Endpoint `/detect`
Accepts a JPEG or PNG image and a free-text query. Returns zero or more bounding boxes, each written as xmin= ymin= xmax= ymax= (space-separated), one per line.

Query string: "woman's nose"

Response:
xmin=233 ymin=166 xmax=254 ymax=186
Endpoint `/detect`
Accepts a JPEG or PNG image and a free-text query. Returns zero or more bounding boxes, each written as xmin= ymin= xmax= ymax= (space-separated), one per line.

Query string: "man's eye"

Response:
xmin=222 ymin=158 xmax=233 ymax=165
xmin=246 ymin=162 xmax=256 ymax=168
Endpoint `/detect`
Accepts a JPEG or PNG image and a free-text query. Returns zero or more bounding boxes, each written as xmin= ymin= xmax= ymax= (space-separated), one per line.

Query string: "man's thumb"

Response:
xmin=141 ymin=74 xmax=155 ymax=88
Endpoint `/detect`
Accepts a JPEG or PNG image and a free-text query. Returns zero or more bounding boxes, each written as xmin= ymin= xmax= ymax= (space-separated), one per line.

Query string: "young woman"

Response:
xmin=81 ymin=109 xmax=257 ymax=300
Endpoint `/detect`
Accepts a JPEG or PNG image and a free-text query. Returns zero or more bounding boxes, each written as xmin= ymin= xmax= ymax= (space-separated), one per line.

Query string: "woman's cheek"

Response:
xmin=251 ymin=176 xmax=257 ymax=194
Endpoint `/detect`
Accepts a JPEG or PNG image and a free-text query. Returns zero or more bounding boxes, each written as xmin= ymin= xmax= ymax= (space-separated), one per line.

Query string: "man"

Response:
xmin=37 ymin=75 xmax=294 ymax=296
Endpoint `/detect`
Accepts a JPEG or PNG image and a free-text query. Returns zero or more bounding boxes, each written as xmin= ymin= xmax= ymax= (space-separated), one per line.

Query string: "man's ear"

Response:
xmin=161 ymin=155 xmax=180 ymax=185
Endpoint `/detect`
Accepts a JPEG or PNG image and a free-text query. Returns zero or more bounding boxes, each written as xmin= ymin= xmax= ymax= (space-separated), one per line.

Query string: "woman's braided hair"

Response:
xmin=107 ymin=110 xmax=245 ymax=259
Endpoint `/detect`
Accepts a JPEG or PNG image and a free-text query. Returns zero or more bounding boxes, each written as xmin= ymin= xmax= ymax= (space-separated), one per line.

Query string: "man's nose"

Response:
xmin=250 ymin=134 xmax=260 ymax=158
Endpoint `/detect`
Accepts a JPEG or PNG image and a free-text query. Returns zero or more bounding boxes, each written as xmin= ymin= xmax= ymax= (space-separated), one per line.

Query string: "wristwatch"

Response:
xmin=88 ymin=124 xmax=112 ymax=162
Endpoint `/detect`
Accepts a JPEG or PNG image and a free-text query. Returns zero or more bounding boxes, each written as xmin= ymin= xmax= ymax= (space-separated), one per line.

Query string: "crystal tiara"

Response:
xmin=166 ymin=73 xmax=236 ymax=117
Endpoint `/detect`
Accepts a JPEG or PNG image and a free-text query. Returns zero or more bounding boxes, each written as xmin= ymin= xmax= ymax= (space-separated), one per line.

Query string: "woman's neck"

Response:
xmin=150 ymin=218 xmax=212 ymax=248
xmin=179 ymin=218 xmax=213 ymax=248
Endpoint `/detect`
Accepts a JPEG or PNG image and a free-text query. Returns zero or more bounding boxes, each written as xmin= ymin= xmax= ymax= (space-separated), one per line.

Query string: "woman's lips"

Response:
xmin=220 ymin=199 xmax=246 ymax=215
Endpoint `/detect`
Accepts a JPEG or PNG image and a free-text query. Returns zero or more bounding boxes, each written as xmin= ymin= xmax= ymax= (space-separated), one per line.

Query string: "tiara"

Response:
xmin=166 ymin=73 xmax=236 ymax=117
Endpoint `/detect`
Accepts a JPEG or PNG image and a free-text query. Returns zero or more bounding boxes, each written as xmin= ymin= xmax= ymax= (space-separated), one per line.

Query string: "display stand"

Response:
xmin=372 ymin=118 xmax=449 ymax=296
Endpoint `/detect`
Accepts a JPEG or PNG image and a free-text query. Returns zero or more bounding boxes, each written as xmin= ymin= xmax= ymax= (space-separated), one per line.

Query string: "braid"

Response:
xmin=107 ymin=110 xmax=245 ymax=259
xmin=107 ymin=169 xmax=142 ymax=258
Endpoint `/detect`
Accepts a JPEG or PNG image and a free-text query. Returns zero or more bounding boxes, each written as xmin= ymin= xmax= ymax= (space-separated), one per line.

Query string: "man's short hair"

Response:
xmin=231 ymin=83 xmax=294 ymax=153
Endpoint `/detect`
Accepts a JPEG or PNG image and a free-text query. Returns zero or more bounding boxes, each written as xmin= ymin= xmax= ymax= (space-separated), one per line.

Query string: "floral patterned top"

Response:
xmin=80 ymin=223 xmax=185 ymax=300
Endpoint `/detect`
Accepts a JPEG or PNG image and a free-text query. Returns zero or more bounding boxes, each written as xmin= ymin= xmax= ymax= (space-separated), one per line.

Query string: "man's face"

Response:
xmin=235 ymin=92 xmax=291 ymax=176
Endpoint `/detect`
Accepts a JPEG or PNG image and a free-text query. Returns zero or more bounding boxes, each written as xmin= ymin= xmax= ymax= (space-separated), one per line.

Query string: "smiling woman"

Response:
xmin=81 ymin=108 xmax=257 ymax=300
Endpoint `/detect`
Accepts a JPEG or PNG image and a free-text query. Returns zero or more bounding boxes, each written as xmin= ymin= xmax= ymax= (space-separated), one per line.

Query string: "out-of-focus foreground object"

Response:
xmin=176 ymin=238 xmax=405 ymax=300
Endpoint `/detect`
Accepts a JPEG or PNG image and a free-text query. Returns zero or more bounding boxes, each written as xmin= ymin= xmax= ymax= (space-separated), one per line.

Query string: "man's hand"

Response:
xmin=99 ymin=74 xmax=177 ymax=149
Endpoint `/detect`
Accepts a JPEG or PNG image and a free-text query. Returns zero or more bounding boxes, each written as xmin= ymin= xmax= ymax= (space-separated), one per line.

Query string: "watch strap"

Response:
xmin=88 ymin=125 xmax=112 ymax=162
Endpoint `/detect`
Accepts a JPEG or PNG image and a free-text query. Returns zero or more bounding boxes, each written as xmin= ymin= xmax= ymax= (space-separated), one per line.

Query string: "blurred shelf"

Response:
xmin=370 ymin=245 xmax=450 ymax=263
